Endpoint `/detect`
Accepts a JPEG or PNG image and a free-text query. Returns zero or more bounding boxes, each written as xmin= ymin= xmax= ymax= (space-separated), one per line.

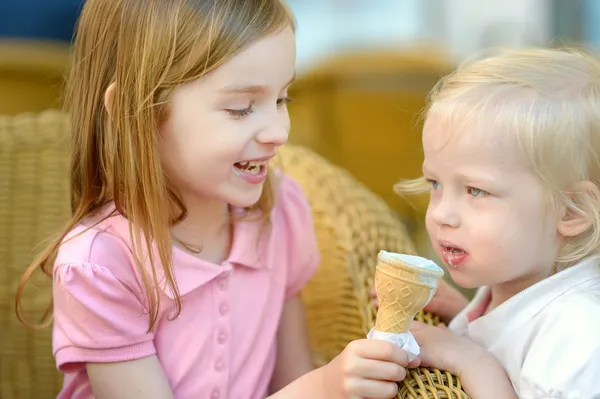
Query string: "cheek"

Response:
xmin=424 ymin=201 xmax=438 ymax=238
xmin=161 ymin=114 xmax=234 ymax=163
xmin=158 ymin=124 xmax=182 ymax=175
xmin=469 ymin=202 xmax=556 ymax=263
xmin=466 ymin=204 xmax=524 ymax=253
xmin=158 ymin=120 xmax=214 ymax=186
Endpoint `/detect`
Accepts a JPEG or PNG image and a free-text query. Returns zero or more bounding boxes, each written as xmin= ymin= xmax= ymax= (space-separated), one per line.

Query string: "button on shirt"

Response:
xmin=449 ymin=256 xmax=600 ymax=399
xmin=52 ymin=173 xmax=320 ymax=399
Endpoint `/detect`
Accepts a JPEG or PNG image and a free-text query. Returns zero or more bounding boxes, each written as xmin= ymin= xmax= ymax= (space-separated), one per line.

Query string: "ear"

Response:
xmin=558 ymin=181 xmax=600 ymax=237
xmin=104 ymin=82 xmax=116 ymax=117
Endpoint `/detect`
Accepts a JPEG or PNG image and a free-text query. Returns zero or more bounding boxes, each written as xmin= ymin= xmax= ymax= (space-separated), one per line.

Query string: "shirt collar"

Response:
xmin=226 ymin=213 xmax=272 ymax=270
xmin=101 ymin=205 xmax=272 ymax=298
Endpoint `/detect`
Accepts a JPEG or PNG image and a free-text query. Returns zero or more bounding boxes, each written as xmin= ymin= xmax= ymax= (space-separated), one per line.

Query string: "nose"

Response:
xmin=255 ymin=109 xmax=290 ymax=147
xmin=428 ymin=194 xmax=460 ymax=228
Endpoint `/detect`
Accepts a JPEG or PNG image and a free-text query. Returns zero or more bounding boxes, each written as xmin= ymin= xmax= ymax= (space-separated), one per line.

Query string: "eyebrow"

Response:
xmin=219 ymin=74 xmax=296 ymax=94
xmin=423 ymin=165 xmax=497 ymax=184
xmin=462 ymin=173 xmax=498 ymax=186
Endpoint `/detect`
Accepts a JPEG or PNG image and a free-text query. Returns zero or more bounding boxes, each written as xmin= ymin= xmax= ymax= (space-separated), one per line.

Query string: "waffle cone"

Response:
xmin=374 ymin=252 xmax=444 ymax=334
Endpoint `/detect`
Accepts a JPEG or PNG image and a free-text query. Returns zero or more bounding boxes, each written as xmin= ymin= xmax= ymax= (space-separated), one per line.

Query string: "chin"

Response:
xmin=227 ymin=189 xmax=264 ymax=209
xmin=445 ymin=269 xmax=480 ymax=290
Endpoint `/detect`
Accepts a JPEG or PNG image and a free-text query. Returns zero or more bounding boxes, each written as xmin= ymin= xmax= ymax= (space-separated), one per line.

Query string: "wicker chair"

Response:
xmin=0 ymin=110 xmax=469 ymax=398
xmin=0 ymin=40 xmax=70 ymax=115
xmin=0 ymin=110 xmax=70 ymax=398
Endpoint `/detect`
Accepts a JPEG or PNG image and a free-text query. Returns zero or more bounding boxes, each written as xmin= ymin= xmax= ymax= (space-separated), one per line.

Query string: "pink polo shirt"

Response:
xmin=52 ymin=173 xmax=320 ymax=399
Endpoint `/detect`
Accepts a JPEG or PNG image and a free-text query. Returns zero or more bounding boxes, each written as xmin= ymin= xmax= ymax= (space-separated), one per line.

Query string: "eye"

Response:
xmin=277 ymin=97 xmax=292 ymax=107
xmin=427 ymin=179 xmax=441 ymax=191
xmin=468 ymin=187 xmax=488 ymax=197
xmin=226 ymin=105 xmax=254 ymax=119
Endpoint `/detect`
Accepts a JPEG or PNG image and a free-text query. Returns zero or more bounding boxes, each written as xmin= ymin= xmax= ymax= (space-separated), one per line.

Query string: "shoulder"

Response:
xmin=55 ymin=209 xmax=138 ymax=284
xmin=269 ymin=170 xmax=320 ymax=298
xmin=270 ymin=170 xmax=314 ymax=234
xmin=532 ymin=286 xmax=600 ymax=341
xmin=518 ymin=288 xmax=600 ymax=398
xmin=51 ymin=211 xmax=156 ymax=369
xmin=272 ymin=170 xmax=311 ymax=214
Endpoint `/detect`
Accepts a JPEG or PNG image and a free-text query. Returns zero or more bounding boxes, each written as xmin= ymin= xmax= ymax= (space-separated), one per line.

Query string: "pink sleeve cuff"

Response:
xmin=56 ymin=341 xmax=157 ymax=372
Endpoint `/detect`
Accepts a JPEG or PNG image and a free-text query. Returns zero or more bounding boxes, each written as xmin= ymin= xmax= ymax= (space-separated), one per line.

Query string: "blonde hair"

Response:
xmin=396 ymin=47 xmax=600 ymax=266
xmin=16 ymin=0 xmax=295 ymax=330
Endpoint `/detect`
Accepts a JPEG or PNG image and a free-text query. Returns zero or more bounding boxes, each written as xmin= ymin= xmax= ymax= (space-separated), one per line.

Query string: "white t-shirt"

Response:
xmin=449 ymin=256 xmax=600 ymax=399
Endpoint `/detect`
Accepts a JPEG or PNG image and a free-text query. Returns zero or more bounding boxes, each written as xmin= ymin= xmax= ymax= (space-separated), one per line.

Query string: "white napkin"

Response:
xmin=367 ymin=328 xmax=420 ymax=362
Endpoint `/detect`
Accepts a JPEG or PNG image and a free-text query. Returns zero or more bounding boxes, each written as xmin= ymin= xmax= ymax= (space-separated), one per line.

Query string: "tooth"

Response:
xmin=238 ymin=161 xmax=249 ymax=166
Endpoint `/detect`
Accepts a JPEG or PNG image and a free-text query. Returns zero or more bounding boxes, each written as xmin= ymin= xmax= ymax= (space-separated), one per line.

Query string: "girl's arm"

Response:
xmin=268 ymin=338 xmax=421 ymax=399
xmin=87 ymin=356 xmax=174 ymax=399
xmin=268 ymin=295 xmax=314 ymax=393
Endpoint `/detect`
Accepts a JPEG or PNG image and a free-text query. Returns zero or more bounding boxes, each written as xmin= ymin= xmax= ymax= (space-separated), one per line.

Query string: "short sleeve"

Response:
xmin=517 ymin=299 xmax=600 ymax=399
xmin=276 ymin=173 xmax=320 ymax=299
xmin=53 ymin=231 xmax=156 ymax=372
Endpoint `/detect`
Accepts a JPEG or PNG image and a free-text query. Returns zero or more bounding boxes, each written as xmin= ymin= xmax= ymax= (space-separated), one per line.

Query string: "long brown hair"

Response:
xmin=16 ymin=0 xmax=295 ymax=331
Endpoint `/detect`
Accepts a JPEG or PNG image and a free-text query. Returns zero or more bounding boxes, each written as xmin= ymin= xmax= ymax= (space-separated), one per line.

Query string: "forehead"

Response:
xmin=204 ymin=26 xmax=296 ymax=90
xmin=422 ymin=112 xmax=526 ymax=173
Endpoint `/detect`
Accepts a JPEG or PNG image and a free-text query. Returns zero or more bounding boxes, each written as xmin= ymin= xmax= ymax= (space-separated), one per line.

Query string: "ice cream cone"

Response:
xmin=374 ymin=251 xmax=444 ymax=334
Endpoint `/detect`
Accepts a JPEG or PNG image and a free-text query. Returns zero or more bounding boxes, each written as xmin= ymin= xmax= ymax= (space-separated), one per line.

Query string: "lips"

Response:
xmin=232 ymin=157 xmax=272 ymax=184
xmin=439 ymin=240 xmax=468 ymax=269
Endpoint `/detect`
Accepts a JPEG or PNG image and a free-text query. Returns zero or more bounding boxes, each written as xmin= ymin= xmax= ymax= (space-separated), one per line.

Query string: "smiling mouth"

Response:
xmin=233 ymin=160 xmax=267 ymax=175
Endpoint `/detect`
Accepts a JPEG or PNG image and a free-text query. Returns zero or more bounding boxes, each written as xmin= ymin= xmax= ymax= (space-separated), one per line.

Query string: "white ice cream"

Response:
xmin=378 ymin=251 xmax=444 ymax=274
xmin=377 ymin=250 xmax=444 ymax=288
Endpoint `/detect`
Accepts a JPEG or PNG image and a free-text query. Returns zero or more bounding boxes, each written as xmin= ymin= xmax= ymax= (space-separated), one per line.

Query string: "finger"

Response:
xmin=411 ymin=324 xmax=437 ymax=348
xmin=437 ymin=323 xmax=448 ymax=329
xmin=409 ymin=321 xmax=429 ymax=332
xmin=345 ymin=378 xmax=399 ymax=399
xmin=413 ymin=349 xmax=438 ymax=369
xmin=407 ymin=356 xmax=421 ymax=369
xmin=415 ymin=349 xmax=456 ymax=375
xmin=344 ymin=358 xmax=407 ymax=381
xmin=352 ymin=340 xmax=410 ymax=366
xmin=423 ymin=300 xmax=447 ymax=316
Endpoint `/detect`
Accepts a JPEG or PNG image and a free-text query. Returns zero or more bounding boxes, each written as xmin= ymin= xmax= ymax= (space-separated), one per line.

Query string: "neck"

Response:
xmin=487 ymin=267 xmax=552 ymax=313
xmin=170 ymin=194 xmax=231 ymax=251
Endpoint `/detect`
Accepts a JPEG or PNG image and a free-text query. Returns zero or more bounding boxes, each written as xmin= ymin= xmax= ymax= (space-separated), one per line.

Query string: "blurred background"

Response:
xmin=1 ymin=0 xmax=599 ymax=266
xmin=0 ymin=1 xmax=599 ymax=397
xmin=1 ymin=0 xmax=599 ymax=279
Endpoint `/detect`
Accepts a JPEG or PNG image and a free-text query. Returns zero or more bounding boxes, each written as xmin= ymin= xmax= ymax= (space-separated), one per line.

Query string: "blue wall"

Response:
xmin=0 ymin=0 xmax=84 ymax=42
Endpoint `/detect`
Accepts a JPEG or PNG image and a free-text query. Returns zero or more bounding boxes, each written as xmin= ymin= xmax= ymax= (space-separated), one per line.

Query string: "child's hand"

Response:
xmin=323 ymin=339 xmax=421 ymax=399
xmin=370 ymin=279 xmax=468 ymax=325
xmin=410 ymin=322 xmax=517 ymax=399
xmin=409 ymin=321 xmax=483 ymax=376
